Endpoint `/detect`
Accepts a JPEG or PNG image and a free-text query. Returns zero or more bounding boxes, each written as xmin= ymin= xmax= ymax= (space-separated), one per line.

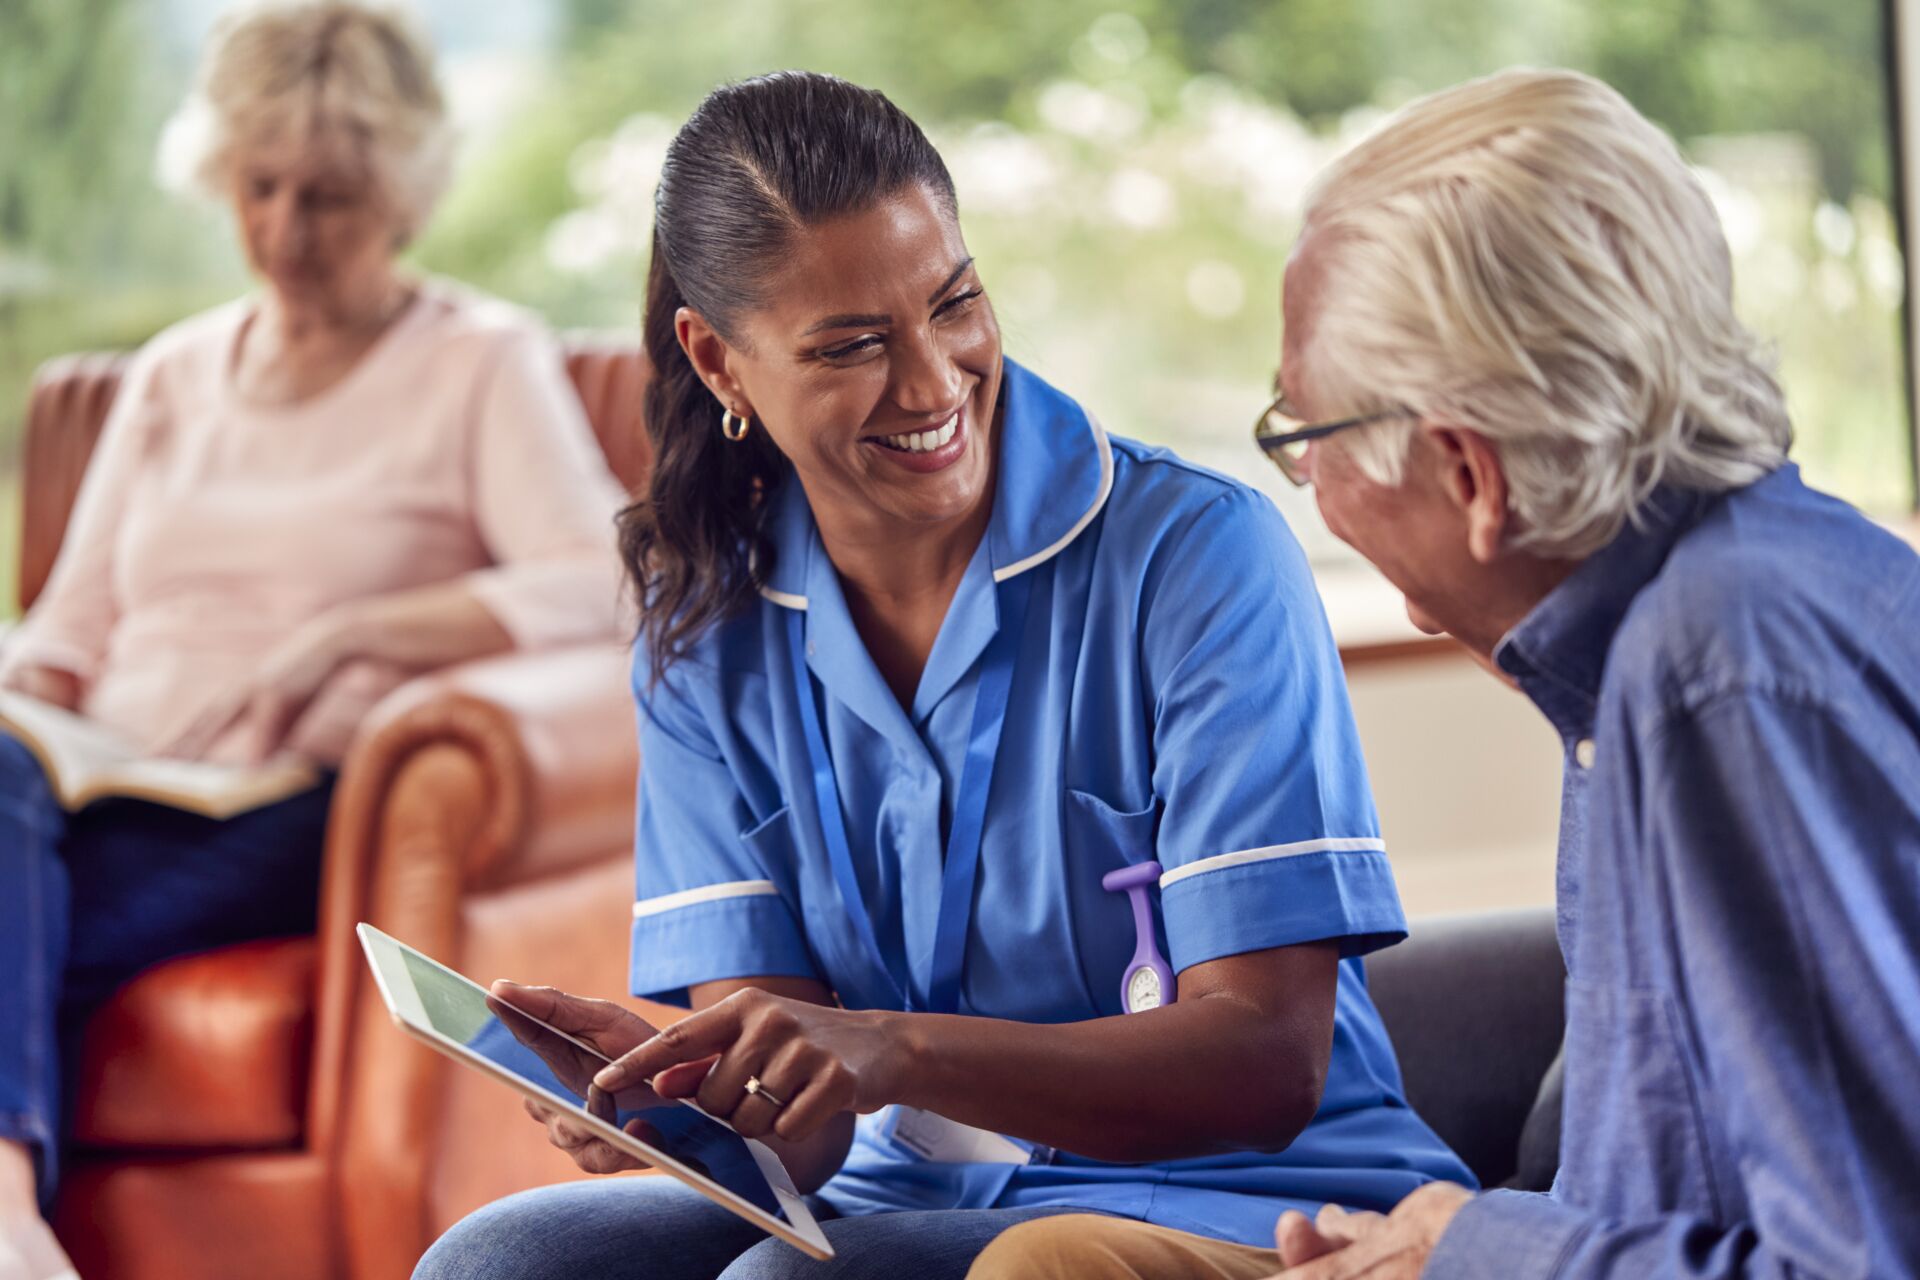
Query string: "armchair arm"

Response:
xmin=306 ymin=642 xmax=642 ymax=1279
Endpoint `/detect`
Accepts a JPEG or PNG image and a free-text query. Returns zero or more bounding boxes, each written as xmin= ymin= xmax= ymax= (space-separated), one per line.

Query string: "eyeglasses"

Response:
xmin=1253 ymin=392 xmax=1412 ymax=487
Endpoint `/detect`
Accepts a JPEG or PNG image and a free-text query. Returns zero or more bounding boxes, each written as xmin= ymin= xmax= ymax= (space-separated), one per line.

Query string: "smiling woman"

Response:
xmin=414 ymin=70 xmax=1471 ymax=1280
xmin=622 ymin=73 xmax=1000 ymax=694
xmin=671 ymin=182 xmax=1001 ymax=705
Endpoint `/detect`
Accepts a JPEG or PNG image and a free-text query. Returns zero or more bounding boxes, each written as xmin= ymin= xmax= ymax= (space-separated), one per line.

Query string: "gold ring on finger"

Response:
xmin=744 ymin=1075 xmax=788 ymax=1109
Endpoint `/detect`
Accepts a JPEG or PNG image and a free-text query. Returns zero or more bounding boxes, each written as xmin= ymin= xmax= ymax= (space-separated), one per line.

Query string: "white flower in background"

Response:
xmin=544 ymin=207 xmax=625 ymax=276
xmin=1860 ymin=218 xmax=1905 ymax=309
xmin=1695 ymin=166 xmax=1763 ymax=258
xmin=545 ymin=112 xmax=674 ymax=275
xmin=1744 ymin=239 xmax=1807 ymax=311
xmin=1816 ymin=259 xmax=1857 ymax=313
xmin=1038 ymin=79 xmax=1147 ymax=144
xmin=947 ymin=123 xmax=1061 ymax=217
xmin=1177 ymin=76 xmax=1329 ymax=228
xmin=442 ymin=51 xmax=540 ymax=149
xmin=1334 ymin=103 xmax=1393 ymax=150
xmin=602 ymin=114 xmax=676 ymax=194
xmin=1106 ymin=167 xmax=1175 ymax=230
xmin=1812 ymin=200 xmax=1856 ymax=258
xmin=0 ymin=248 xmax=55 ymax=299
xmin=1081 ymin=12 xmax=1150 ymax=68
xmin=1185 ymin=259 xmax=1245 ymax=318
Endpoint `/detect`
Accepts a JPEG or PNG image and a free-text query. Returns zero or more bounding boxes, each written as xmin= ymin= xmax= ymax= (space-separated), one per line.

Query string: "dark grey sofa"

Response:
xmin=1367 ymin=908 xmax=1566 ymax=1191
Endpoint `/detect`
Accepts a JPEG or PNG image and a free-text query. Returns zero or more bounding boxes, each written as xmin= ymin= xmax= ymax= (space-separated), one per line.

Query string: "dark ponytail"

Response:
xmin=619 ymin=71 xmax=957 ymax=683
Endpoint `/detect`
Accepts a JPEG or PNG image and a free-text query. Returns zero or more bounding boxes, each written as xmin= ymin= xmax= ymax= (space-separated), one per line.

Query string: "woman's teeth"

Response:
xmin=876 ymin=414 xmax=958 ymax=453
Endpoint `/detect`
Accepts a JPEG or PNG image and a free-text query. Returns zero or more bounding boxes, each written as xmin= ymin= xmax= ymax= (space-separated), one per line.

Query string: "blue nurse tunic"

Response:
xmin=625 ymin=359 xmax=1471 ymax=1247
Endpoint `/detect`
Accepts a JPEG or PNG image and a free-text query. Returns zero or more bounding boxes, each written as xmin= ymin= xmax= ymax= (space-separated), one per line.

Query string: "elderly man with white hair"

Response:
xmin=970 ymin=67 xmax=1920 ymax=1280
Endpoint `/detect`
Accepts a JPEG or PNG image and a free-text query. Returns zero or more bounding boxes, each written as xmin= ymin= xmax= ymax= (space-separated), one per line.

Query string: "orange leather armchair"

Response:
xmin=24 ymin=339 xmax=673 ymax=1279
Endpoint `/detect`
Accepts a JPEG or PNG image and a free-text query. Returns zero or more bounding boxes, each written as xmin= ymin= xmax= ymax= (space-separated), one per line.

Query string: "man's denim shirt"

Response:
xmin=1425 ymin=465 xmax=1920 ymax=1279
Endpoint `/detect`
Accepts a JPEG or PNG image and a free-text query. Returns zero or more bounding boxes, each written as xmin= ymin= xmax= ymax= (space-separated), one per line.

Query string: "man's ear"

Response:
xmin=1428 ymin=425 xmax=1510 ymax=564
xmin=676 ymin=307 xmax=752 ymax=417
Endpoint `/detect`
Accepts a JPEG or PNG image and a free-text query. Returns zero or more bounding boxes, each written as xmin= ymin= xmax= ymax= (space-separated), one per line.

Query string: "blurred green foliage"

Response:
xmin=1 ymin=0 xmax=1910 ymax=593
xmin=1 ymin=0 xmax=239 ymax=600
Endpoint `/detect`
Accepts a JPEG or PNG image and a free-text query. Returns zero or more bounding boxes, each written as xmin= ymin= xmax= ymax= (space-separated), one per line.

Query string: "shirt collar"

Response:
xmin=1494 ymin=481 xmax=1719 ymax=737
xmin=756 ymin=356 xmax=1115 ymax=609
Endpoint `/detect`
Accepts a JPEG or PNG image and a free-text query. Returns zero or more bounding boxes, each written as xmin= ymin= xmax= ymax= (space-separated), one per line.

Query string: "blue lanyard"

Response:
xmin=786 ymin=570 xmax=1033 ymax=1014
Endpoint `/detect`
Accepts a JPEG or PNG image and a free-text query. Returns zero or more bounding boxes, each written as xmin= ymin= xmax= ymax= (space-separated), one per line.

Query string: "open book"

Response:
xmin=0 ymin=691 xmax=320 ymax=819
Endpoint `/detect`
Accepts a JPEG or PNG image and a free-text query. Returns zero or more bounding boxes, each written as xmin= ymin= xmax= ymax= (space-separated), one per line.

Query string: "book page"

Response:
xmin=0 ymin=691 xmax=319 ymax=818
xmin=85 ymin=754 xmax=319 ymax=819
xmin=0 ymin=691 xmax=140 ymax=803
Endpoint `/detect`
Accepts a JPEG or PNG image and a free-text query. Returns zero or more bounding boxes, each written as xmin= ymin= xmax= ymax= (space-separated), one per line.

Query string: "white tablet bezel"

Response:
xmin=356 ymin=922 xmax=834 ymax=1260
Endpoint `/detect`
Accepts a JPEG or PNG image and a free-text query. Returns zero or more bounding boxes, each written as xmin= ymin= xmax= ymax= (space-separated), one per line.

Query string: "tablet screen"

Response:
xmin=397 ymin=947 xmax=787 ymax=1221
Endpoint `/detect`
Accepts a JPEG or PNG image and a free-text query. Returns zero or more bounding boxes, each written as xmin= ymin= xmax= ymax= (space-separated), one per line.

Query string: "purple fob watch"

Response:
xmin=1101 ymin=860 xmax=1176 ymax=1012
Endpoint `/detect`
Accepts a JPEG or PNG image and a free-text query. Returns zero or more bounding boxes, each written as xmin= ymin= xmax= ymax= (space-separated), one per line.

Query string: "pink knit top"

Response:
xmin=2 ymin=281 xmax=629 ymax=761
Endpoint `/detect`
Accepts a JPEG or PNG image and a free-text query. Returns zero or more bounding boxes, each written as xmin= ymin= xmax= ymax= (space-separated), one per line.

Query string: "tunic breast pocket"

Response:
xmin=1065 ymin=790 xmax=1162 ymax=867
xmin=1559 ymin=977 xmax=1723 ymax=1221
xmin=738 ymin=804 xmax=798 ymax=871
xmin=1062 ymin=790 xmax=1164 ymax=1016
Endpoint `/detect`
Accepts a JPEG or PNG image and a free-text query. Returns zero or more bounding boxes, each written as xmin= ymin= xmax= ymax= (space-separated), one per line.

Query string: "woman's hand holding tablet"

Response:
xmin=487 ymin=981 xmax=717 ymax=1175
xmin=592 ymin=987 xmax=906 ymax=1144
xmin=356 ymin=923 xmax=836 ymax=1257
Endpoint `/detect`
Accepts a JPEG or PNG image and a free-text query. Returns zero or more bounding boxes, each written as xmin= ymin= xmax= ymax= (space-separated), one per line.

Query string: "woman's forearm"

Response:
xmin=605 ymin=946 xmax=1339 ymax=1170
xmin=0 ymin=663 xmax=83 ymax=711
xmin=331 ymin=581 xmax=514 ymax=671
xmin=882 ymin=970 xmax=1331 ymax=1164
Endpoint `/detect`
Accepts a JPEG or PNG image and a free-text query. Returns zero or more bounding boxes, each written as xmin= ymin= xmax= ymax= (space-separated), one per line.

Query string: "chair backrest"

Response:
xmin=1365 ymin=906 xmax=1566 ymax=1190
xmin=16 ymin=336 xmax=652 ymax=613
xmin=19 ymin=352 xmax=129 ymax=612
xmin=561 ymin=337 xmax=653 ymax=494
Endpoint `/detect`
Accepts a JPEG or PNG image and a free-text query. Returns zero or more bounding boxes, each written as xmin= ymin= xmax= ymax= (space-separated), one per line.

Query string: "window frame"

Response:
xmin=1887 ymin=0 xmax=1920 ymax=509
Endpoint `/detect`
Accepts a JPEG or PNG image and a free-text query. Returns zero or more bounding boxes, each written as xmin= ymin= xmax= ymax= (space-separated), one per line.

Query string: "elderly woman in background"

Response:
xmin=0 ymin=4 xmax=625 ymax=1274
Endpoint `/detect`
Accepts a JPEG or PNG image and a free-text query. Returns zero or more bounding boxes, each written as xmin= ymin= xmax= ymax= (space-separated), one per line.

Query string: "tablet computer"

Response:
xmin=356 ymin=922 xmax=834 ymax=1260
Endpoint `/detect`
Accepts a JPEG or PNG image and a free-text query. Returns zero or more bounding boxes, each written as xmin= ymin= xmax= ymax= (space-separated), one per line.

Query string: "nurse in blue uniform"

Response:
xmin=415 ymin=71 xmax=1468 ymax=1280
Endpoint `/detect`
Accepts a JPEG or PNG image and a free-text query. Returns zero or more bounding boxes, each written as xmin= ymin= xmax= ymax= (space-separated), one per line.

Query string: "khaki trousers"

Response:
xmin=968 ymin=1214 xmax=1280 ymax=1280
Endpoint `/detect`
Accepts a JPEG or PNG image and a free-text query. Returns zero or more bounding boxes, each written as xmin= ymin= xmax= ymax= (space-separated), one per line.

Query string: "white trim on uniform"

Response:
xmin=1158 ymin=837 xmax=1388 ymax=889
xmin=994 ymin=415 xmax=1116 ymax=584
xmin=755 ymin=410 xmax=1115 ymax=608
xmin=632 ymin=880 xmax=781 ymax=919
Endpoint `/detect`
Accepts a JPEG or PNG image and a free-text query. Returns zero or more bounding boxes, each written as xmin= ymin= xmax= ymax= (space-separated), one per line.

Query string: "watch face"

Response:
xmin=1125 ymin=965 xmax=1163 ymax=1012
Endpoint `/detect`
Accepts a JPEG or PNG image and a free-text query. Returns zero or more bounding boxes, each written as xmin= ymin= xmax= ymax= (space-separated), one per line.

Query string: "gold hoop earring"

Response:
xmin=721 ymin=408 xmax=751 ymax=442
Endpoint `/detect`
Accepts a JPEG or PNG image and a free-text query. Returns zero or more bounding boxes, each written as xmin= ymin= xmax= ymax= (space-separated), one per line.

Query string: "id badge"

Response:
xmin=883 ymin=1106 xmax=1044 ymax=1165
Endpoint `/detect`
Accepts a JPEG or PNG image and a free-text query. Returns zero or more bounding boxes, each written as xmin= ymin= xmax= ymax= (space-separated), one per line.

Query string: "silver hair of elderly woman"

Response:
xmin=1296 ymin=66 xmax=1794 ymax=560
xmin=155 ymin=0 xmax=454 ymax=246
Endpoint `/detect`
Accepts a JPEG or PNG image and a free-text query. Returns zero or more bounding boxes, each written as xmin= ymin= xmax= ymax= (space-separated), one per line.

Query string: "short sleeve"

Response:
xmin=627 ymin=653 xmax=821 ymax=1005
xmin=460 ymin=327 xmax=629 ymax=649
xmin=1144 ymin=488 xmax=1405 ymax=970
xmin=0 ymin=342 xmax=167 ymax=686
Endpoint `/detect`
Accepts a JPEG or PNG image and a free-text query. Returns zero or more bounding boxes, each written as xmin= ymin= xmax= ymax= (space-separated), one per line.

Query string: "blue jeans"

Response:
xmin=0 ymin=733 xmax=333 ymax=1208
xmin=414 ymin=1176 xmax=1093 ymax=1280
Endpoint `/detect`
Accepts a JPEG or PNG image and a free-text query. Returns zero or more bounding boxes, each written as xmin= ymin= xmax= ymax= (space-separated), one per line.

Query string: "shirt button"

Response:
xmin=1574 ymin=738 xmax=1597 ymax=769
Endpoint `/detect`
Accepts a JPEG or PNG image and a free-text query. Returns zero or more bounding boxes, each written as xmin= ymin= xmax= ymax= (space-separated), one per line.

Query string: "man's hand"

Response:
xmin=1270 ymin=1183 xmax=1473 ymax=1278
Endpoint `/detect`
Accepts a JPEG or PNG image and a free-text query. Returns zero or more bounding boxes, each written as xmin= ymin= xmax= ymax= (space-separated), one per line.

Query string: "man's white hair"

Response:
xmin=1299 ymin=67 xmax=1792 ymax=558
xmin=156 ymin=0 xmax=453 ymax=243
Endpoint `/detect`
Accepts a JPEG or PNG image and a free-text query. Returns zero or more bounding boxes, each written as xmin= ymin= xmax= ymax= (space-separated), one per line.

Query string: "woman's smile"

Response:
xmin=862 ymin=401 xmax=969 ymax=474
